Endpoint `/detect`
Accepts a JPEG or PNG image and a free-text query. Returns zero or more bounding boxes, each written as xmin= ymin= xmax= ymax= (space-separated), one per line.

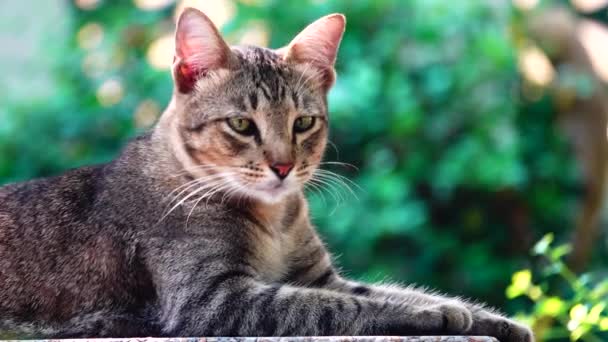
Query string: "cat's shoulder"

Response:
xmin=0 ymin=164 xmax=106 ymax=209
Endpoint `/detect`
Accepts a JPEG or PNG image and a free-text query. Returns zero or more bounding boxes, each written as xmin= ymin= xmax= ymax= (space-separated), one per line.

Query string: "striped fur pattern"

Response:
xmin=0 ymin=8 xmax=533 ymax=342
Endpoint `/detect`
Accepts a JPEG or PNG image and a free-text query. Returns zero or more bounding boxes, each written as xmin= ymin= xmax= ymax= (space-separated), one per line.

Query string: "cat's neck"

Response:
xmin=241 ymin=192 xmax=305 ymax=232
xmin=142 ymin=100 xmax=194 ymax=193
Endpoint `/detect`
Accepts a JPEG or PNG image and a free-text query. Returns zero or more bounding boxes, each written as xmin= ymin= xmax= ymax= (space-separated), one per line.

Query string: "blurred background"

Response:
xmin=1 ymin=0 xmax=607 ymax=340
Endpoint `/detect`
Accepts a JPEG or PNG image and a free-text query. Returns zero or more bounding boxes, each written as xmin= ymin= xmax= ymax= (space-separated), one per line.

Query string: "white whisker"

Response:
xmin=315 ymin=169 xmax=363 ymax=195
xmin=293 ymin=62 xmax=313 ymax=96
xmin=159 ymin=171 xmax=239 ymax=224
xmin=185 ymin=180 xmax=235 ymax=228
xmin=319 ymin=161 xmax=359 ymax=171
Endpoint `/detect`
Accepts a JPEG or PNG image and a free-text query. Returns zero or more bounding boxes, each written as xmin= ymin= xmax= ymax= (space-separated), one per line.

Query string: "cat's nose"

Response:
xmin=269 ymin=162 xmax=294 ymax=180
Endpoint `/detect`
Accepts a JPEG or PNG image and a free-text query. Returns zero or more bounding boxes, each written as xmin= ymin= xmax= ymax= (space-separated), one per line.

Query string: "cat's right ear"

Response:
xmin=173 ymin=8 xmax=231 ymax=93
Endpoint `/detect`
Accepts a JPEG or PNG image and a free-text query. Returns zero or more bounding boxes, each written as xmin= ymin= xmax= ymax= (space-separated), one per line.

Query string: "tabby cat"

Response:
xmin=0 ymin=8 xmax=533 ymax=341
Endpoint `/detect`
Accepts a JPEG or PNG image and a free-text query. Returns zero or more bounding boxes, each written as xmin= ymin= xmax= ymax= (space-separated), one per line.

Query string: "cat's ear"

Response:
xmin=173 ymin=8 xmax=232 ymax=93
xmin=280 ymin=13 xmax=346 ymax=90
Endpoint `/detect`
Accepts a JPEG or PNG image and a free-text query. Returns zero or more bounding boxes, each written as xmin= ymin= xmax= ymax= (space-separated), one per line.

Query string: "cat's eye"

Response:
xmin=227 ymin=117 xmax=256 ymax=136
xmin=294 ymin=116 xmax=316 ymax=133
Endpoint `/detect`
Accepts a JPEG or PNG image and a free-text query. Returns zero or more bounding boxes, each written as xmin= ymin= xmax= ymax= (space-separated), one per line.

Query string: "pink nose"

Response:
xmin=270 ymin=163 xmax=294 ymax=179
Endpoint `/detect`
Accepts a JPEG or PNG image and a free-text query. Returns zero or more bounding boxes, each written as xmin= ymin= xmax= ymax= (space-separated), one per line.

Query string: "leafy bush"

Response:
xmin=507 ymin=234 xmax=608 ymax=341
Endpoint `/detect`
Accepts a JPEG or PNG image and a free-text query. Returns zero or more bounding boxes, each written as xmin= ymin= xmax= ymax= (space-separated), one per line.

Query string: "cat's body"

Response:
xmin=0 ymin=131 xmax=315 ymax=337
xmin=0 ymin=9 xmax=533 ymax=341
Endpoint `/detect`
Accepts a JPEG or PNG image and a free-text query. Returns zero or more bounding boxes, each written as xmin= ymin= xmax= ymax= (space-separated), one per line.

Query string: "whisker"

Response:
xmin=165 ymin=173 xmax=227 ymax=203
xmin=309 ymin=176 xmax=344 ymax=206
xmin=295 ymin=65 xmax=323 ymax=95
xmin=293 ymin=62 xmax=313 ymax=95
xmin=169 ymin=165 xmax=241 ymax=178
xmin=185 ymin=181 xmax=234 ymax=228
xmin=308 ymin=178 xmax=341 ymax=215
xmin=304 ymin=181 xmax=327 ymax=206
xmin=221 ymin=181 xmax=242 ymax=206
xmin=297 ymin=70 xmax=323 ymax=95
xmin=160 ymin=172 xmax=239 ymax=224
xmin=158 ymin=184 xmax=211 ymax=224
xmin=313 ymin=173 xmax=358 ymax=202
xmin=326 ymin=140 xmax=341 ymax=159
xmin=205 ymin=180 xmax=235 ymax=208
xmin=315 ymin=169 xmax=364 ymax=195
xmin=319 ymin=161 xmax=359 ymax=171
xmin=164 ymin=172 xmax=236 ymax=210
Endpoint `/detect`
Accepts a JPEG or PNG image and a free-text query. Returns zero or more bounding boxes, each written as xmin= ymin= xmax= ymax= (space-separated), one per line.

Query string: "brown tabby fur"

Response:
xmin=0 ymin=8 xmax=533 ymax=341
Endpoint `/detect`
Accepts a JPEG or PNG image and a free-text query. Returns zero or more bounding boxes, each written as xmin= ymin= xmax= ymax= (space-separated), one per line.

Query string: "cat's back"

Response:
xmin=0 ymin=165 xmax=100 ymax=219
xmin=0 ymin=165 xmax=152 ymax=327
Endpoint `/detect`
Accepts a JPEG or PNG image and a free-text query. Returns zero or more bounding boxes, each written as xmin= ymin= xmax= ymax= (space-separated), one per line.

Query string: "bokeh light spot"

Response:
xmin=133 ymin=0 xmax=175 ymax=11
xmin=577 ymin=19 xmax=608 ymax=83
xmin=518 ymin=45 xmax=555 ymax=86
xmin=96 ymin=78 xmax=124 ymax=107
xmin=239 ymin=21 xmax=270 ymax=47
xmin=571 ymin=0 xmax=608 ymax=12
xmin=77 ymin=22 xmax=104 ymax=50
xmin=134 ymin=99 xmax=161 ymax=128
xmin=512 ymin=0 xmax=539 ymax=11
xmin=174 ymin=0 xmax=235 ymax=28
xmin=75 ymin=0 xmax=100 ymax=10
xmin=147 ymin=34 xmax=174 ymax=70
xmin=82 ymin=52 xmax=107 ymax=78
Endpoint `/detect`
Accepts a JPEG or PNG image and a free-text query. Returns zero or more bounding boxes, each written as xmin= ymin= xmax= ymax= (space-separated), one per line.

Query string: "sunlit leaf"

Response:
xmin=570 ymin=304 xmax=589 ymax=323
xmin=599 ymin=318 xmax=608 ymax=330
xmin=536 ymin=297 xmax=565 ymax=317
xmin=528 ymin=285 xmax=543 ymax=300
xmin=533 ymin=233 xmax=554 ymax=255
xmin=512 ymin=269 xmax=532 ymax=291
xmin=570 ymin=324 xmax=591 ymax=341
xmin=587 ymin=303 xmax=605 ymax=324
xmin=506 ymin=284 xmax=525 ymax=299
xmin=549 ymin=243 xmax=572 ymax=261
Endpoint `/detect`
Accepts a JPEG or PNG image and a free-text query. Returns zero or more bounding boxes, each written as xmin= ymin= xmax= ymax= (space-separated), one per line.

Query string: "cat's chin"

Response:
xmin=242 ymin=182 xmax=299 ymax=204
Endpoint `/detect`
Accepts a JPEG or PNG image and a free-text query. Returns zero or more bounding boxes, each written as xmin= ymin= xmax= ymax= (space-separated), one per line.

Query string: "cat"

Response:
xmin=0 ymin=8 xmax=533 ymax=341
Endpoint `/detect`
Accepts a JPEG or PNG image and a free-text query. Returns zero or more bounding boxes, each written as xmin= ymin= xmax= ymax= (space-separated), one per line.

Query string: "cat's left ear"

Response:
xmin=280 ymin=13 xmax=346 ymax=90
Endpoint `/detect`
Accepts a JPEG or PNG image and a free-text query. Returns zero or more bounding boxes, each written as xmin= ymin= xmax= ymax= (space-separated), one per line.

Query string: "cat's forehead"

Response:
xmin=218 ymin=46 xmax=301 ymax=108
xmin=230 ymin=46 xmax=295 ymax=91
xmin=232 ymin=46 xmax=284 ymax=67
xmin=184 ymin=45 xmax=324 ymax=122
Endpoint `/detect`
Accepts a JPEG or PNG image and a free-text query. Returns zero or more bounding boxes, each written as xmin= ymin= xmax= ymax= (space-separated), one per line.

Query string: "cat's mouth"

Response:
xmin=255 ymin=179 xmax=287 ymax=192
xmin=246 ymin=178 xmax=297 ymax=202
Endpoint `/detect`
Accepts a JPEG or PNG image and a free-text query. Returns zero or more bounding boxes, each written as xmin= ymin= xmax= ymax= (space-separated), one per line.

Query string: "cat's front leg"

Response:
xmin=299 ymin=270 xmax=473 ymax=335
xmin=325 ymin=278 xmax=534 ymax=342
xmin=160 ymin=274 xmax=474 ymax=337
xmin=285 ymin=234 xmax=532 ymax=341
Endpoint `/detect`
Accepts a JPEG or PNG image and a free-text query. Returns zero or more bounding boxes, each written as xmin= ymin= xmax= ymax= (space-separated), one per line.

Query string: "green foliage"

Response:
xmin=0 ymin=0 xmax=588 ymax=312
xmin=507 ymin=234 xmax=608 ymax=341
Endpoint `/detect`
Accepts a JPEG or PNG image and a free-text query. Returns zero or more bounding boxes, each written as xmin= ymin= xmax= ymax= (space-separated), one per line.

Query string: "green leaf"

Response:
xmin=536 ymin=297 xmax=565 ymax=317
xmin=570 ymin=304 xmax=589 ymax=322
xmin=549 ymin=243 xmax=572 ymax=261
xmin=533 ymin=233 xmax=554 ymax=255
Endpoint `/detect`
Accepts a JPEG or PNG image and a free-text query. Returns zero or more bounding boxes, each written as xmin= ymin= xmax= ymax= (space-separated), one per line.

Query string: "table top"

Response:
xmin=0 ymin=337 xmax=500 ymax=342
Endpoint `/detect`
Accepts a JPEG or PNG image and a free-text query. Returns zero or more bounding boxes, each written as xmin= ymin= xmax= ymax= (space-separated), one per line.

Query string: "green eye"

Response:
xmin=227 ymin=117 xmax=256 ymax=135
xmin=294 ymin=116 xmax=316 ymax=133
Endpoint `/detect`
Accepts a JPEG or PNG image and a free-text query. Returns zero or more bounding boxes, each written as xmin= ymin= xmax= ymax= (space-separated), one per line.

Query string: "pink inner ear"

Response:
xmin=174 ymin=61 xmax=207 ymax=93
xmin=173 ymin=8 xmax=230 ymax=93
xmin=286 ymin=14 xmax=346 ymax=67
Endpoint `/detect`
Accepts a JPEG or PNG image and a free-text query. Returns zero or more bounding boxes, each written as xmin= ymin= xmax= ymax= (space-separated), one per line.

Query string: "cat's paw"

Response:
xmin=415 ymin=301 xmax=473 ymax=333
xmin=470 ymin=311 xmax=535 ymax=342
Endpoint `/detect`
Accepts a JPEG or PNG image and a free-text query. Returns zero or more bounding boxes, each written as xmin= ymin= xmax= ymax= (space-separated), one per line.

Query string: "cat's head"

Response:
xmin=160 ymin=8 xmax=345 ymax=204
